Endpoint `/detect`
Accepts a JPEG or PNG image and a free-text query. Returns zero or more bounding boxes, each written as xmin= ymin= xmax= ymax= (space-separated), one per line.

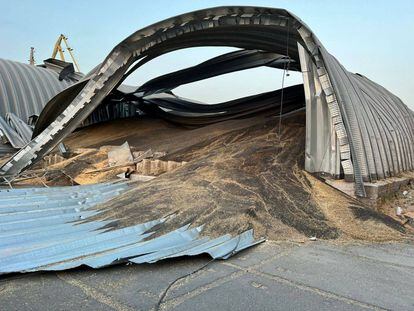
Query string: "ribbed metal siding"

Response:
xmin=0 ymin=58 xmax=72 ymax=122
xmin=321 ymin=54 xmax=414 ymax=182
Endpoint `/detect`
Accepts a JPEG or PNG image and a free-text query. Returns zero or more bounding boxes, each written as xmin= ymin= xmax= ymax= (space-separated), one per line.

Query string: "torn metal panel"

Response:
xmin=31 ymin=80 xmax=143 ymax=136
xmin=140 ymin=84 xmax=305 ymax=126
xmin=0 ymin=115 xmax=26 ymax=148
xmin=0 ymin=182 xmax=263 ymax=274
xmin=5 ymin=112 xmax=33 ymax=143
xmin=0 ymin=113 xmax=33 ymax=151
xmin=40 ymin=58 xmax=84 ymax=82
xmin=30 ymin=49 xmax=301 ymax=136
xmin=299 ymin=44 xmax=341 ymax=179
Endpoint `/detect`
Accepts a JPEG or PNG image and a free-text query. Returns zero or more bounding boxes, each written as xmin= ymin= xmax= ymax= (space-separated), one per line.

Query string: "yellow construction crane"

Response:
xmin=51 ymin=34 xmax=81 ymax=72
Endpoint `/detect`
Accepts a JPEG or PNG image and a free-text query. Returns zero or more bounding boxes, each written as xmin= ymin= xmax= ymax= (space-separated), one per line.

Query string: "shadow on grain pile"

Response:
xmin=89 ymin=114 xmax=405 ymax=242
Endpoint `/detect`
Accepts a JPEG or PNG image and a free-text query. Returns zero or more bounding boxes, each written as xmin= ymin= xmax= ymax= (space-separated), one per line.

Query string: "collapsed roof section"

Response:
xmin=0 ymin=6 xmax=413 ymax=197
xmin=31 ymin=49 xmax=303 ymax=135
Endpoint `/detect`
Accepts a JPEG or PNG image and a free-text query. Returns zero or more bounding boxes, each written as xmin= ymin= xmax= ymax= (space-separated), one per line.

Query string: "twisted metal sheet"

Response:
xmin=0 ymin=182 xmax=263 ymax=274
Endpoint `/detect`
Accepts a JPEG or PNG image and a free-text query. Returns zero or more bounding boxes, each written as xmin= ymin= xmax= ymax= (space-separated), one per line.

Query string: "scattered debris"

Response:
xmin=133 ymin=149 xmax=154 ymax=162
xmin=108 ymin=141 xmax=134 ymax=167
xmin=132 ymin=149 xmax=167 ymax=162
xmin=1 ymin=113 xmax=409 ymax=244
xmin=43 ymin=154 xmax=66 ymax=168
xmin=116 ymin=168 xmax=137 ymax=180
xmin=84 ymin=161 xmax=135 ymax=175
xmin=129 ymin=174 xmax=156 ymax=182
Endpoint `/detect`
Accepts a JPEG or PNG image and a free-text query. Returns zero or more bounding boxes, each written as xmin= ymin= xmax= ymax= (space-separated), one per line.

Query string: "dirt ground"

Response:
xmin=7 ymin=114 xmax=411 ymax=242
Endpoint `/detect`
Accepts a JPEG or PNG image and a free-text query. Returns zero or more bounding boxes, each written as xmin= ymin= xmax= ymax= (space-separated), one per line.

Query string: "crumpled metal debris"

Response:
xmin=0 ymin=181 xmax=264 ymax=274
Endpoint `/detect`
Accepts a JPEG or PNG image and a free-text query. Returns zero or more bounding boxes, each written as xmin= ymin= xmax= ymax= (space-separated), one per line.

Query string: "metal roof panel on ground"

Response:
xmin=0 ymin=181 xmax=263 ymax=274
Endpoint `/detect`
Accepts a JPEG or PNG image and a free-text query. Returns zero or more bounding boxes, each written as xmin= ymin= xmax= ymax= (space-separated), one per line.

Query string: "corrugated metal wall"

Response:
xmin=321 ymin=52 xmax=414 ymax=183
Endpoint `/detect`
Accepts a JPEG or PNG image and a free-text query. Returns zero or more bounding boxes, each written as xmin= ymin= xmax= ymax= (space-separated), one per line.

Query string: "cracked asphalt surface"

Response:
xmin=1 ymin=241 xmax=413 ymax=311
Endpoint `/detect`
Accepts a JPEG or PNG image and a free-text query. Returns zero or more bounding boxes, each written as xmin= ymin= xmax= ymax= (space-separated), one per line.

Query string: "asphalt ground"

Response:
xmin=1 ymin=240 xmax=413 ymax=311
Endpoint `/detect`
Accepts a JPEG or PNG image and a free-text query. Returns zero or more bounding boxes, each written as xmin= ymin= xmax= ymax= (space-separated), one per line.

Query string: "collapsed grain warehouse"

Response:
xmin=0 ymin=6 xmax=413 ymax=274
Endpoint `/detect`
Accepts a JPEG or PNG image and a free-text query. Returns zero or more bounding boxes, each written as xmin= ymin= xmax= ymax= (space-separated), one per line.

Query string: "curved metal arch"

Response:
xmin=0 ymin=6 xmax=359 ymax=195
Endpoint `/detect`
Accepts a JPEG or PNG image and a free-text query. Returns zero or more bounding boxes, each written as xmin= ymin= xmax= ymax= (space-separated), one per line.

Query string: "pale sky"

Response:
xmin=1 ymin=0 xmax=413 ymax=108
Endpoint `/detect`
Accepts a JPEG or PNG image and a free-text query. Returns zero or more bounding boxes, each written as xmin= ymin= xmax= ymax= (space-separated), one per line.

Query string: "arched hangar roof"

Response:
xmin=0 ymin=58 xmax=73 ymax=122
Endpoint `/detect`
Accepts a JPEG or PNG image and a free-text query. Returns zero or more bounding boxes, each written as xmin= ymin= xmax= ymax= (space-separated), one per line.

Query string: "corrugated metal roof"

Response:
xmin=320 ymin=53 xmax=414 ymax=186
xmin=0 ymin=181 xmax=263 ymax=274
xmin=0 ymin=58 xmax=73 ymax=122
